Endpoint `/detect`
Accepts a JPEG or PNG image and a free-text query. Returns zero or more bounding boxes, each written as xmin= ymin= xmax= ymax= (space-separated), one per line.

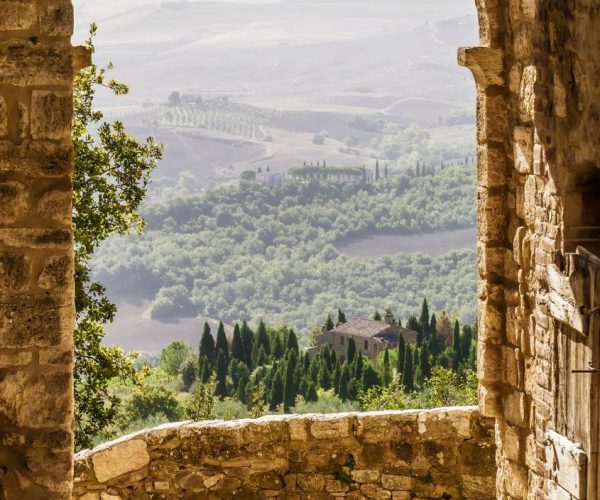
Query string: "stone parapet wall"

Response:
xmin=73 ymin=407 xmax=496 ymax=499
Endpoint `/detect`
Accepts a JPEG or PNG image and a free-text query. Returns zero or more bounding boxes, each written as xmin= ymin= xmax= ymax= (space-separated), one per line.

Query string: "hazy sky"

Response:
xmin=71 ymin=0 xmax=478 ymax=104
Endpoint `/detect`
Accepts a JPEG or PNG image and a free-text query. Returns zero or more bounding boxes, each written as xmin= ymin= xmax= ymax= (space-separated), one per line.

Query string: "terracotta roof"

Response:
xmin=330 ymin=318 xmax=396 ymax=339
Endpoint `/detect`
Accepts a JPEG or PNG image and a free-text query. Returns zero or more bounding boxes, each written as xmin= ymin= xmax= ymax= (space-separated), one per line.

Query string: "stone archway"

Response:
xmin=2 ymin=0 xmax=600 ymax=498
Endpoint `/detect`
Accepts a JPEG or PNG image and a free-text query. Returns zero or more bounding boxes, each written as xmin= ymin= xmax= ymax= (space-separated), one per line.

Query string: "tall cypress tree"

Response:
xmin=256 ymin=345 xmax=268 ymax=366
xmin=303 ymin=351 xmax=310 ymax=373
xmin=305 ymin=382 xmax=318 ymax=402
xmin=347 ymin=338 xmax=356 ymax=364
xmin=231 ymin=324 xmax=245 ymax=363
xmin=215 ymin=350 xmax=227 ymax=398
xmin=283 ymin=354 xmax=297 ymax=412
xmin=337 ymin=308 xmax=347 ymax=325
xmin=325 ymin=314 xmax=334 ymax=331
xmin=354 ymin=353 xmax=364 ymax=380
xmin=419 ymin=298 xmax=430 ymax=341
xmin=270 ymin=370 xmax=284 ymax=410
xmin=382 ymin=347 xmax=392 ymax=386
xmin=461 ymin=325 xmax=473 ymax=361
xmin=397 ymin=335 xmax=406 ymax=379
xmin=338 ymin=370 xmax=349 ymax=401
xmin=256 ymin=320 xmax=270 ymax=355
xmin=318 ymin=359 xmax=331 ymax=390
xmin=199 ymin=322 xmax=215 ymax=375
xmin=241 ymin=320 xmax=254 ymax=367
xmin=420 ymin=342 xmax=431 ymax=380
xmin=373 ymin=310 xmax=382 ymax=321
xmin=402 ymin=345 xmax=414 ymax=392
xmin=199 ymin=322 xmax=215 ymax=362
xmin=272 ymin=333 xmax=284 ymax=359
xmin=287 ymin=329 xmax=299 ymax=355
xmin=200 ymin=355 xmax=212 ymax=383
xmin=362 ymin=364 xmax=381 ymax=388
xmin=375 ymin=160 xmax=380 ymax=181
xmin=452 ymin=320 xmax=463 ymax=368
xmin=216 ymin=321 xmax=229 ymax=364
xmin=333 ymin=363 xmax=341 ymax=393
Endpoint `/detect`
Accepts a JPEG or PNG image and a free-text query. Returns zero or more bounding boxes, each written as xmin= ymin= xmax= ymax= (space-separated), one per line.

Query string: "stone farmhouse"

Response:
xmin=308 ymin=314 xmax=420 ymax=362
xmin=2 ymin=1 xmax=600 ymax=498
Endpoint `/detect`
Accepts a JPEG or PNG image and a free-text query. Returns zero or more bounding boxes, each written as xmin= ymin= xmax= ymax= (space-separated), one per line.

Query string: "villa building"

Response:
xmin=308 ymin=313 xmax=419 ymax=361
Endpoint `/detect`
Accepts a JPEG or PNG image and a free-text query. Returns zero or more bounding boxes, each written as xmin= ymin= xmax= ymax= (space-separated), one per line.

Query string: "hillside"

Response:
xmin=93 ymin=163 xmax=477 ymax=350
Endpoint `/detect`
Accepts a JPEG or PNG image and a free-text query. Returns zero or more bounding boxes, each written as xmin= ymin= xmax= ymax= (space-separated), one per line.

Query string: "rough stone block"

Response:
xmin=0 ymin=227 xmax=72 ymax=248
xmin=361 ymin=483 xmax=391 ymax=499
xmin=39 ymin=1 xmax=74 ymax=36
xmin=0 ymin=1 xmax=36 ymax=30
xmin=0 ymin=181 xmax=27 ymax=224
xmin=0 ymin=295 xmax=72 ymax=348
xmin=31 ymin=91 xmax=71 ymax=140
xmin=37 ymin=254 xmax=72 ymax=291
xmin=310 ymin=414 xmax=352 ymax=439
xmin=0 ymin=140 xmax=72 ymax=177
xmin=0 ymin=253 xmax=30 ymax=292
xmin=381 ymin=474 xmax=412 ymax=490
xmin=520 ymin=65 xmax=537 ymax=122
xmin=0 ymin=349 xmax=32 ymax=366
xmin=514 ymin=126 xmax=534 ymax=173
xmin=0 ymin=96 xmax=7 ymax=137
xmin=351 ymin=469 xmax=381 ymax=483
xmin=478 ymin=342 xmax=502 ymax=383
xmin=477 ymin=144 xmax=507 ymax=188
xmin=91 ymin=437 xmax=150 ymax=483
xmin=0 ymin=371 xmax=71 ymax=427
xmin=504 ymin=391 xmax=528 ymax=428
xmin=0 ymin=40 xmax=73 ymax=87
xmin=477 ymin=89 xmax=508 ymax=145
xmin=37 ymin=189 xmax=71 ymax=224
xmin=417 ymin=407 xmax=473 ymax=440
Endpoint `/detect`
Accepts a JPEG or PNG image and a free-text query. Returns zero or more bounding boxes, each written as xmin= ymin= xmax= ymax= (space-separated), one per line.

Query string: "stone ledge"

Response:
xmin=73 ymin=407 xmax=496 ymax=499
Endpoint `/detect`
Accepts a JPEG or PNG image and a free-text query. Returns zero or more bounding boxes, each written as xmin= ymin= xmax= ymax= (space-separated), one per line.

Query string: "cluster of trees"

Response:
xmin=375 ymin=122 xmax=474 ymax=169
xmin=98 ymin=301 xmax=477 ymax=447
xmin=93 ymin=163 xmax=477 ymax=337
xmin=162 ymin=299 xmax=476 ymax=413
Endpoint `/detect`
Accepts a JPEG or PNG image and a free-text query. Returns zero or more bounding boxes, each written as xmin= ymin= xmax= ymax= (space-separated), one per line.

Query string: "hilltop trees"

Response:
xmin=99 ymin=300 xmax=477 ymax=444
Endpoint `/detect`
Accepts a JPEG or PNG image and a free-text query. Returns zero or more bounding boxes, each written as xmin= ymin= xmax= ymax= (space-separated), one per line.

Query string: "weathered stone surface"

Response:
xmin=0 ymin=40 xmax=73 ymax=87
xmin=39 ymin=1 xmax=74 ymax=36
xmin=0 ymin=181 xmax=27 ymax=223
xmin=31 ymin=91 xmax=72 ymax=140
xmin=459 ymin=0 xmax=600 ymax=497
xmin=91 ymin=438 xmax=150 ymax=483
xmin=73 ymin=409 xmax=495 ymax=498
xmin=0 ymin=97 xmax=7 ymax=137
xmin=0 ymin=371 xmax=71 ymax=427
xmin=0 ymin=1 xmax=36 ymax=30
xmin=0 ymin=295 xmax=72 ymax=347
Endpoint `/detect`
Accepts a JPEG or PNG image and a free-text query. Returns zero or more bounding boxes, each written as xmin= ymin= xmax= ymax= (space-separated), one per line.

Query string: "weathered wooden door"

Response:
xmin=549 ymin=247 xmax=600 ymax=499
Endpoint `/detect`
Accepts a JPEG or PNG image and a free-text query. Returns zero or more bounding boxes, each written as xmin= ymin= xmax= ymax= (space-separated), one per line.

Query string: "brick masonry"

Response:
xmin=0 ymin=1 xmax=77 ymax=498
xmin=72 ymin=408 xmax=497 ymax=499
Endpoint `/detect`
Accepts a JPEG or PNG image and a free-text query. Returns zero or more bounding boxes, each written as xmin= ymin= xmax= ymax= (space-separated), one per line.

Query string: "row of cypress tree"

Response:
xmin=186 ymin=300 xmax=476 ymax=411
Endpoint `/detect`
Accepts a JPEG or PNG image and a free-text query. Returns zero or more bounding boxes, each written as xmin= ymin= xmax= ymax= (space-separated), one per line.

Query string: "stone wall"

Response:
xmin=0 ymin=1 xmax=77 ymax=498
xmin=72 ymin=407 xmax=496 ymax=499
xmin=460 ymin=0 xmax=600 ymax=498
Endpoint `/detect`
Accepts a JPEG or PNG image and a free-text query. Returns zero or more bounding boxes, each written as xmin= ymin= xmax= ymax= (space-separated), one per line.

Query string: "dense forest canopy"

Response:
xmin=93 ymin=163 xmax=477 ymax=341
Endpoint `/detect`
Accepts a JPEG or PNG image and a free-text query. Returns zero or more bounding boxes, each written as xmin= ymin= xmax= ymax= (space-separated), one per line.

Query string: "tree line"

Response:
xmin=164 ymin=298 xmax=477 ymax=413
